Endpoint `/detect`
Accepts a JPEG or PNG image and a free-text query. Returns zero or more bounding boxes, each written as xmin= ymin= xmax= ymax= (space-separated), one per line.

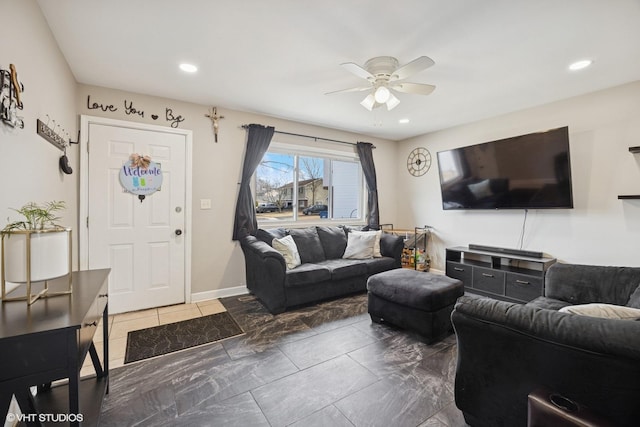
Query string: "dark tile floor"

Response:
xmin=99 ymin=293 xmax=469 ymax=427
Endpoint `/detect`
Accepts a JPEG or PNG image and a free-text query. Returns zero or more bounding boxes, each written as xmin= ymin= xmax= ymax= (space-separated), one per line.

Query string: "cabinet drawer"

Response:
xmin=473 ymin=267 xmax=505 ymax=294
xmin=0 ymin=331 xmax=68 ymax=380
xmin=446 ymin=261 xmax=472 ymax=287
xmin=505 ymin=273 xmax=543 ymax=302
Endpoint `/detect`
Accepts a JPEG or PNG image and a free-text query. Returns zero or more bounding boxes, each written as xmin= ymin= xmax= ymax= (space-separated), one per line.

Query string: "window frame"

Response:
xmin=253 ymin=141 xmax=367 ymax=228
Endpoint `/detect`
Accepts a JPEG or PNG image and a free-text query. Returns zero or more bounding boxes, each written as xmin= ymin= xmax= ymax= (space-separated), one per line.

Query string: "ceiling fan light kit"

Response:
xmin=329 ymin=55 xmax=436 ymax=111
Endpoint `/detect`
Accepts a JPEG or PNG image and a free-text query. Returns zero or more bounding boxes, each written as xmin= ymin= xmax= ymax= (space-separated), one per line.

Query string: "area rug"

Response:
xmin=124 ymin=312 xmax=243 ymax=364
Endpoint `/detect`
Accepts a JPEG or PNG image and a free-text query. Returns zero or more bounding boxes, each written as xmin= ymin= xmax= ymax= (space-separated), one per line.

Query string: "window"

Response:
xmin=254 ymin=144 xmax=364 ymax=223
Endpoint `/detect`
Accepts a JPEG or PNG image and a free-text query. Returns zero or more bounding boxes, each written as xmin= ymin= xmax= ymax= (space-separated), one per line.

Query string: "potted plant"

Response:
xmin=1 ymin=201 xmax=72 ymax=304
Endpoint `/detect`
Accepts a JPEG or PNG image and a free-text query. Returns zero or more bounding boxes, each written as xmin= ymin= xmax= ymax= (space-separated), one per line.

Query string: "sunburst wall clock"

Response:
xmin=407 ymin=147 xmax=432 ymax=177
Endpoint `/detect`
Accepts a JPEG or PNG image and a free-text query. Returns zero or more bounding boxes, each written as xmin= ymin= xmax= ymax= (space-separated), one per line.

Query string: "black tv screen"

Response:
xmin=437 ymin=126 xmax=573 ymax=210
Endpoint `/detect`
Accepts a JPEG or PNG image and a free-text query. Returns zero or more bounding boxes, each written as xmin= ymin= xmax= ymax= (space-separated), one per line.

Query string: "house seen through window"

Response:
xmin=254 ymin=148 xmax=363 ymax=223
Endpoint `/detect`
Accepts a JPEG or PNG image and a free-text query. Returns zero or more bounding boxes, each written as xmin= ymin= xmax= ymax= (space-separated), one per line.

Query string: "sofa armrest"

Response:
xmin=240 ymin=235 xmax=287 ymax=313
xmin=452 ymin=295 xmax=640 ymax=427
xmin=380 ymin=232 xmax=403 ymax=267
xmin=545 ymin=263 xmax=640 ymax=305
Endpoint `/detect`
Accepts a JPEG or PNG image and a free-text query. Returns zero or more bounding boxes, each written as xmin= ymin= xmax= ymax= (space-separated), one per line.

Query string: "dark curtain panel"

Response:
xmin=356 ymin=142 xmax=380 ymax=229
xmin=232 ymin=124 xmax=275 ymax=240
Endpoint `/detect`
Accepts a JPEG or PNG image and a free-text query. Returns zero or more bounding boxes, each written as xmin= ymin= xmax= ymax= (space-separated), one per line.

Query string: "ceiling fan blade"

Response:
xmin=391 ymin=56 xmax=435 ymax=81
xmin=390 ymin=82 xmax=436 ymax=96
xmin=341 ymin=62 xmax=375 ymax=81
xmin=325 ymin=86 xmax=372 ymax=95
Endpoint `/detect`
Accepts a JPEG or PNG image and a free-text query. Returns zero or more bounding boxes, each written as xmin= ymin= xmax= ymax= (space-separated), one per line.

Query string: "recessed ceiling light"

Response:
xmin=399 ymin=118 xmax=410 ymax=124
xmin=179 ymin=63 xmax=198 ymax=73
xmin=569 ymin=59 xmax=593 ymax=71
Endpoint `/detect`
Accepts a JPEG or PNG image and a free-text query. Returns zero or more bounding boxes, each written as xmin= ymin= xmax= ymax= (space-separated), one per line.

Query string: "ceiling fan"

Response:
xmin=327 ymin=56 xmax=436 ymax=111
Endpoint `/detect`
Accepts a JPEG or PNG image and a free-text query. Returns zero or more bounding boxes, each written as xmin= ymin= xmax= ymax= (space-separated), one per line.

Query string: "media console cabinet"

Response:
xmin=0 ymin=269 xmax=110 ymax=426
xmin=446 ymin=246 xmax=556 ymax=303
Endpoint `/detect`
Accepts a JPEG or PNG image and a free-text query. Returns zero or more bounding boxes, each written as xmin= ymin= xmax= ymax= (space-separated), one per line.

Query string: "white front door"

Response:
xmin=82 ymin=117 xmax=191 ymax=314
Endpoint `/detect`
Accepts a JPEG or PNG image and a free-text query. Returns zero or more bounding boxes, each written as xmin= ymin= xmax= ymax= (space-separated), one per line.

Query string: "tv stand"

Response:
xmin=446 ymin=246 xmax=556 ymax=303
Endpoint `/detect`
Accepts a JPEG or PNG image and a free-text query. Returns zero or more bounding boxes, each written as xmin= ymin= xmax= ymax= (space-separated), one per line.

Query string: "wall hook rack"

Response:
xmin=36 ymin=118 xmax=77 ymax=151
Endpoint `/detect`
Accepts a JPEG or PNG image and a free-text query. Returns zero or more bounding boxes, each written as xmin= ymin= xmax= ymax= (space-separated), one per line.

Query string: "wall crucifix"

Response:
xmin=205 ymin=107 xmax=224 ymax=142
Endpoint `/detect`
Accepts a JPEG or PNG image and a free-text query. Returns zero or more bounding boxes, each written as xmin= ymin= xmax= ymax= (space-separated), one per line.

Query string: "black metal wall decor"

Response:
xmin=1 ymin=63 xmax=25 ymax=129
xmin=86 ymin=95 xmax=186 ymax=128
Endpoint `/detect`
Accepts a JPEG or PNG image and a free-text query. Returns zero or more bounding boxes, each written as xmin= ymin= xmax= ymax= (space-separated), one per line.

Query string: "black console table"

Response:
xmin=446 ymin=246 xmax=556 ymax=303
xmin=0 ymin=269 xmax=110 ymax=426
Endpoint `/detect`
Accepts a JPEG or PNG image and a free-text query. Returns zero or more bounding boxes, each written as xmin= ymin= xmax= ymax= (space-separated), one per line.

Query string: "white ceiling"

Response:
xmin=38 ymin=0 xmax=640 ymax=141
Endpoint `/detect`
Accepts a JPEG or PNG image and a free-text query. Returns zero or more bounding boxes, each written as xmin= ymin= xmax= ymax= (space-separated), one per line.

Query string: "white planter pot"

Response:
xmin=2 ymin=229 xmax=71 ymax=283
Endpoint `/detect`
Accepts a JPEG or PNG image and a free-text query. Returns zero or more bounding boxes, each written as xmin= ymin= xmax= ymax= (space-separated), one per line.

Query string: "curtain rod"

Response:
xmin=241 ymin=124 xmax=375 ymax=149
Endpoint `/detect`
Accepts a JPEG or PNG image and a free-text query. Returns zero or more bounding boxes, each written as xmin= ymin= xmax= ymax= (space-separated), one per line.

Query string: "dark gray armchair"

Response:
xmin=451 ymin=262 xmax=640 ymax=427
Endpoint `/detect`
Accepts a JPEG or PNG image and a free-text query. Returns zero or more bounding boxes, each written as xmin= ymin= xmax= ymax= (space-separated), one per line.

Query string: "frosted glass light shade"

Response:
xmin=360 ymin=94 xmax=376 ymax=111
xmin=386 ymin=93 xmax=400 ymax=110
xmin=3 ymin=229 xmax=71 ymax=283
xmin=374 ymin=86 xmax=390 ymax=103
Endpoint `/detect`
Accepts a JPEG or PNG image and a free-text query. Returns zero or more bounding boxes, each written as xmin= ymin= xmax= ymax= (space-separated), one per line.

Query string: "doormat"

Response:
xmin=124 ymin=312 xmax=243 ymax=364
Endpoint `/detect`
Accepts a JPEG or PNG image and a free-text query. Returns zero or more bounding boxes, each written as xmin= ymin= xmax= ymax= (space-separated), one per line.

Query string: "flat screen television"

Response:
xmin=436 ymin=126 xmax=573 ymax=210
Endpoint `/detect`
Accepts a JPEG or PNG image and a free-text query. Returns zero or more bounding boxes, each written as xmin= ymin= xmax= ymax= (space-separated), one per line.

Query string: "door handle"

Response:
xmin=175 ymin=229 xmax=183 ymax=236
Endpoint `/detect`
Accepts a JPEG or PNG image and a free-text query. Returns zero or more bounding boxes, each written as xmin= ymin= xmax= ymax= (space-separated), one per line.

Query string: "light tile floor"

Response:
xmin=81 ymin=299 xmax=227 ymax=377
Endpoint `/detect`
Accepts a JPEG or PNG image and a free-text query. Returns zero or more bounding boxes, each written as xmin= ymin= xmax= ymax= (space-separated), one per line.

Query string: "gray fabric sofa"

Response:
xmin=240 ymin=226 xmax=403 ymax=314
xmin=451 ymin=262 xmax=640 ymax=427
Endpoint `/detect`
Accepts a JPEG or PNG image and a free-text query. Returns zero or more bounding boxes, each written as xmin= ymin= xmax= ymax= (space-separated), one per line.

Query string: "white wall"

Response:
xmin=0 ymin=0 xmax=79 ymax=269
xmin=397 ymin=81 xmax=640 ymax=270
xmin=77 ymin=85 xmax=398 ymax=296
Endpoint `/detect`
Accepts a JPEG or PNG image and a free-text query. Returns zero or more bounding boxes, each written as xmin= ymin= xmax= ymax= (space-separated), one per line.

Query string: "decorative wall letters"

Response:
xmin=87 ymin=95 xmax=186 ymax=128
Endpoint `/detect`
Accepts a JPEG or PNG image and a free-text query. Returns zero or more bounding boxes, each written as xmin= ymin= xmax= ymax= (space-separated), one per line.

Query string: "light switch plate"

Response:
xmin=200 ymin=199 xmax=212 ymax=210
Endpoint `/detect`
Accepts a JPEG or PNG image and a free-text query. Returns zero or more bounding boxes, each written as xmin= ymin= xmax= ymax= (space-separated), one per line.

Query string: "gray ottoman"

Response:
xmin=367 ymin=269 xmax=464 ymax=343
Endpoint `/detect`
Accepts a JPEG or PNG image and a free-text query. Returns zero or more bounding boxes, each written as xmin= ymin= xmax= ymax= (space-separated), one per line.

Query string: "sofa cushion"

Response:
xmin=560 ymin=303 xmax=640 ymax=320
xmin=343 ymin=232 xmax=376 ymax=259
xmin=316 ymin=259 xmax=367 ymax=281
xmin=359 ymin=257 xmax=397 ymax=275
xmin=350 ymin=230 xmax=382 ymax=257
xmin=272 ymin=235 xmax=301 ymax=270
xmin=627 ymin=284 xmax=640 ymax=308
xmin=316 ymin=226 xmax=347 ymax=259
xmin=255 ymin=228 xmax=287 ymax=246
xmin=285 ymin=263 xmax=331 ymax=287
xmin=289 ymin=228 xmax=326 ymax=264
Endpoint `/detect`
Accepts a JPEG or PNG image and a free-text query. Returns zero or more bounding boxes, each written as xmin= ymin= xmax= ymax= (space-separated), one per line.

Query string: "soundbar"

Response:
xmin=468 ymin=244 xmax=544 ymax=259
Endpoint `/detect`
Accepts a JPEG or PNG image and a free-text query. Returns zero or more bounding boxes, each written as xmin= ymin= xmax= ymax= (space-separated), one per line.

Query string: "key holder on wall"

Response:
xmin=36 ymin=116 xmax=79 ymax=175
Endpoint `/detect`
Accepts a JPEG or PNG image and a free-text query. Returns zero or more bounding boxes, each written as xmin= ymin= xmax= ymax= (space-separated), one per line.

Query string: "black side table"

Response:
xmin=0 ymin=269 xmax=110 ymax=426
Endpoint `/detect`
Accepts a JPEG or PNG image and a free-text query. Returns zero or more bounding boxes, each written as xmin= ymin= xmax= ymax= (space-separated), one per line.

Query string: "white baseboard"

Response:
xmin=191 ymin=286 xmax=249 ymax=302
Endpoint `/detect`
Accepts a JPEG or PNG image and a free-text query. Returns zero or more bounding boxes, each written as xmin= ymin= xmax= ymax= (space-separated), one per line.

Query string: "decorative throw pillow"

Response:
xmin=627 ymin=284 xmax=640 ymax=309
xmin=559 ymin=303 xmax=640 ymax=320
xmin=272 ymin=235 xmax=301 ymax=270
xmin=351 ymin=230 xmax=383 ymax=257
xmin=343 ymin=232 xmax=376 ymax=260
